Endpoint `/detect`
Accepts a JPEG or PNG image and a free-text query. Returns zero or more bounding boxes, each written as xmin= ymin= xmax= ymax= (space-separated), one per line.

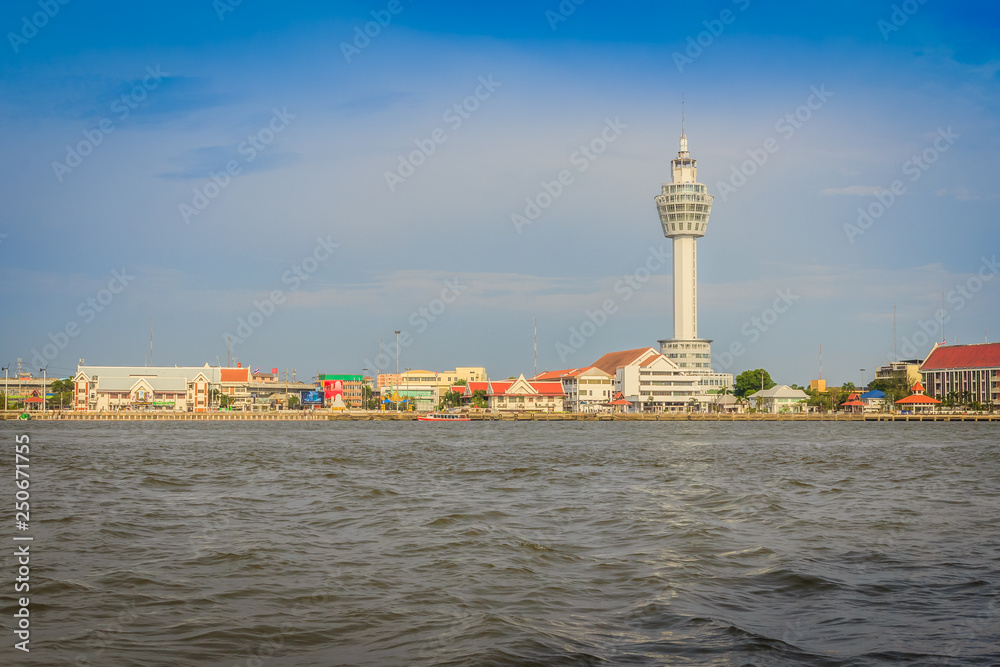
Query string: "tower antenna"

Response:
xmin=533 ymin=318 xmax=538 ymax=378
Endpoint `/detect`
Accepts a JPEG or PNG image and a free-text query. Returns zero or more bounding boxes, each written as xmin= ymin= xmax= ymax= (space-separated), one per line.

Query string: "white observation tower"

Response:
xmin=654 ymin=105 xmax=715 ymax=372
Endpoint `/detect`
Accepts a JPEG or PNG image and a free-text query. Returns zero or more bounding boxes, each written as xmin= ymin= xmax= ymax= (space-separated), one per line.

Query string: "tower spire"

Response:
xmin=679 ymin=96 xmax=689 ymax=158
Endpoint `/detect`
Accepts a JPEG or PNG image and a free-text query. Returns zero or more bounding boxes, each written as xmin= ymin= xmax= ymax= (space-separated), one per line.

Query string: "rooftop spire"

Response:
xmin=678 ymin=95 xmax=689 ymax=158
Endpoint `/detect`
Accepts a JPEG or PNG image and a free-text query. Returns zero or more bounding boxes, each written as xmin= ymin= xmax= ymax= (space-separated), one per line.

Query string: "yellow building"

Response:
xmin=394 ymin=367 xmax=488 ymax=410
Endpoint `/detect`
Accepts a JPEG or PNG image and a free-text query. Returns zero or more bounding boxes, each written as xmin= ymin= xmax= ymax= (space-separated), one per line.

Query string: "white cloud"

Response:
xmin=819 ymin=185 xmax=889 ymax=197
xmin=936 ymin=186 xmax=982 ymax=201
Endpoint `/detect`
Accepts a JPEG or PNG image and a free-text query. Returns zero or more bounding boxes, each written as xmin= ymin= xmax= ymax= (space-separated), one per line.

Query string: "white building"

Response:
xmin=589 ymin=348 xmax=702 ymax=412
xmin=464 ymin=375 xmax=565 ymax=412
xmin=748 ymin=385 xmax=809 ymax=413
xmin=653 ymin=108 xmax=733 ymax=399
xmin=73 ymin=364 xmax=311 ymax=412
xmin=74 ymin=365 xmax=223 ymax=412
xmin=533 ymin=367 xmax=615 ymax=412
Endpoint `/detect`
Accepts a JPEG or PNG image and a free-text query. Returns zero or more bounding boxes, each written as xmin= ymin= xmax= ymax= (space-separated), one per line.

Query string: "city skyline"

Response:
xmin=1 ymin=0 xmax=998 ymax=385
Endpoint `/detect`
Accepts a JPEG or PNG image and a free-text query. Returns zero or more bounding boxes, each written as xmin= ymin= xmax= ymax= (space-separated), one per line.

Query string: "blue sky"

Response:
xmin=1 ymin=0 xmax=998 ymax=385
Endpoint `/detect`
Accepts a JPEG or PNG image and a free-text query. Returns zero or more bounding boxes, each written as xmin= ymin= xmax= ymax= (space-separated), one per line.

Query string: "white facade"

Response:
xmin=748 ymin=385 xmax=809 ymax=413
xmin=74 ymin=365 xmax=221 ymax=412
xmin=592 ymin=348 xmax=701 ymax=411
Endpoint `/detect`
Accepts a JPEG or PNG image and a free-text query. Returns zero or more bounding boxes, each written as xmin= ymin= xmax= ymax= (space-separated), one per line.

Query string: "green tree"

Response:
xmin=454 ymin=379 xmax=467 ymax=386
xmin=841 ymin=382 xmax=856 ymax=393
xmin=439 ymin=389 xmax=463 ymax=410
xmin=48 ymin=378 xmax=75 ymax=408
xmin=734 ymin=369 xmax=776 ymax=397
xmin=806 ymin=391 xmax=832 ymax=412
xmin=471 ymin=389 xmax=488 ymax=408
xmin=287 ymin=395 xmax=300 ymax=410
xmin=362 ymin=384 xmax=376 ymax=409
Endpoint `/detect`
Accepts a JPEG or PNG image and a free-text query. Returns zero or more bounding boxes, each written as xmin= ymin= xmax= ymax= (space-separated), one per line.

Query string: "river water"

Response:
xmin=1 ymin=421 xmax=997 ymax=666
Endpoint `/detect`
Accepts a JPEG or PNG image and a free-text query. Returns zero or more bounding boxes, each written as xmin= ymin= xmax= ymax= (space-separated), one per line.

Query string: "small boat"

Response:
xmin=418 ymin=412 xmax=471 ymax=422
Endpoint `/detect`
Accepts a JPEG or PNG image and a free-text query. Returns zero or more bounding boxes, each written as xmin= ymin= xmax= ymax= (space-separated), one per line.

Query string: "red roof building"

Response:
xmin=920 ymin=343 xmax=1000 ymax=408
xmin=461 ymin=375 xmax=566 ymax=413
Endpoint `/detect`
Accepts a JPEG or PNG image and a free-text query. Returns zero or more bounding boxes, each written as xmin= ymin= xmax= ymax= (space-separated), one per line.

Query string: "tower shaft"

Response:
xmin=672 ymin=236 xmax=698 ymax=340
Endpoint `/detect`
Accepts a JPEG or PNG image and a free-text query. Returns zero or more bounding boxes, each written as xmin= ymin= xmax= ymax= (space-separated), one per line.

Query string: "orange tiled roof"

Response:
xmin=532 ymin=369 xmax=577 ymax=381
xmin=896 ymin=393 xmax=941 ymax=404
xmin=529 ymin=382 xmax=566 ymax=396
xmin=221 ymin=368 xmax=250 ymax=382
xmin=591 ymin=348 xmax=655 ymax=375
xmin=489 ymin=381 xmax=514 ymax=395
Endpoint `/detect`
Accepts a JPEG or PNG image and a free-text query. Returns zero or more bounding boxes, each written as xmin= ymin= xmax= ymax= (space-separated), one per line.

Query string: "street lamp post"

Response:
xmin=40 ymin=367 xmax=47 ymax=413
xmin=860 ymin=368 xmax=866 ymax=391
xmin=394 ymin=330 xmax=401 ymax=411
xmin=2 ymin=365 xmax=7 ymax=413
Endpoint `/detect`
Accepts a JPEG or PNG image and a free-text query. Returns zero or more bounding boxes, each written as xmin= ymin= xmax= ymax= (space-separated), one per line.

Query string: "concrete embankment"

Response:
xmin=3 ymin=411 xmax=998 ymax=422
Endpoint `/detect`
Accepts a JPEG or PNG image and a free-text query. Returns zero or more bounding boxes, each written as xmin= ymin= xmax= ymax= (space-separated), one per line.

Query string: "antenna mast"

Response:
xmin=534 ymin=318 xmax=537 ymax=378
